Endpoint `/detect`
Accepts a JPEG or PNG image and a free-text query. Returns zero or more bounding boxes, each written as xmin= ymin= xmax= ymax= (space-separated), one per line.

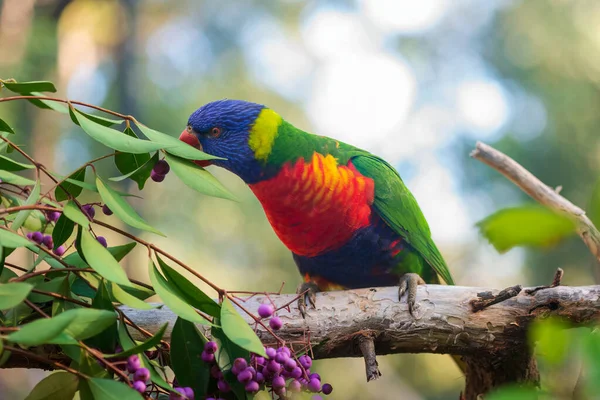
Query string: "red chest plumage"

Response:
xmin=249 ymin=153 xmax=375 ymax=257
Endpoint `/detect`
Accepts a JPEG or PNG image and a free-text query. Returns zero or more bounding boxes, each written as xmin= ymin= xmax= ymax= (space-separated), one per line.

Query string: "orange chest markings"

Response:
xmin=249 ymin=153 xmax=375 ymax=257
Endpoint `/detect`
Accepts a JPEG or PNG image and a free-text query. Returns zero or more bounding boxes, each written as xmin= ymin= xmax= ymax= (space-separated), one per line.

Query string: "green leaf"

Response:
xmin=52 ymin=214 xmax=75 ymax=249
xmin=211 ymin=320 xmax=248 ymax=398
xmin=72 ymin=108 xmax=166 ymax=154
xmin=62 ymin=308 xmax=116 ymax=340
xmin=0 ymin=282 xmax=33 ymax=309
xmin=8 ymin=314 xmax=74 ymax=346
xmin=148 ymin=259 xmax=210 ymax=325
xmin=105 ymin=323 xmax=167 ymax=359
xmin=0 ymin=228 xmax=33 ymax=249
xmin=0 ymin=154 xmax=35 ymax=171
xmin=170 ymin=318 xmax=210 ymax=396
xmin=55 ymin=167 xmax=86 ymax=202
xmin=477 ymin=206 xmax=577 ymax=253
xmin=24 ymin=371 xmax=79 ymax=400
xmin=113 ymin=128 xmax=153 ymax=189
xmin=486 ymin=385 xmax=539 ymax=400
xmin=529 ymin=317 xmax=570 ymax=364
xmin=108 ymin=282 xmax=155 ymax=310
xmin=12 ymin=180 xmax=41 ymax=231
xmin=23 ymin=92 xmax=69 ymax=113
xmin=28 ymin=277 xmax=67 ymax=303
xmin=156 ymin=254 xmax=220 ymax=317
xmin=0 ymin=170 xmax=36 ymax=186
xmin=220 ymin=298 xmax=266 ymax=357
xmin=63 ymin=200 xmax=90 ymax=228
xmin=0 ymin=118 xmax=15 ymax=134
xmin=80 ymin=229 xmax=132 ymax=287
xmin=136 ymin=123 xmax=222 ymax=161
xmin=166 ymin=154 xmax=236 ymax=201
xmin=3 ymin=81 xmax=57 ymax=93
xmin=87 ymin=377 xmax=143 ymax=400
xmin=96 ymin=178 xmax=164 ymax=236
xmin=68 ymin=106 xmax=123 ymax=127
xmin=86 ymin=281 xmax=118 ymax=352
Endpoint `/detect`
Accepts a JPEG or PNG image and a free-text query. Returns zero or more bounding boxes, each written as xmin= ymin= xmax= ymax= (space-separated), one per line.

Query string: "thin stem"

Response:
xmin=29 ymin=289 xmax=90 ymax=307
xmin=0 ymin=95 xmax=132 ymax=120
xmin=24 ymin=299 xmax=50 ymax=318
xmin=4 ymin=346 xmax=90 ymax=379
xmin=0 ymin=204 xmax=58 ymax=215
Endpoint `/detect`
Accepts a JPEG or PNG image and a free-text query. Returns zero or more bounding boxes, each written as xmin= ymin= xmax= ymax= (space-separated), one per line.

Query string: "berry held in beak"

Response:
xmin=179 ymin=128 xmax=212 ymax=167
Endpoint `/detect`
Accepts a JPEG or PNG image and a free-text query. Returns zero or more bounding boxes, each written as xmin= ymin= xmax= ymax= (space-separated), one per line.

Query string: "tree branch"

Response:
xmin=471 ymin=141 xmax=600 ymax=262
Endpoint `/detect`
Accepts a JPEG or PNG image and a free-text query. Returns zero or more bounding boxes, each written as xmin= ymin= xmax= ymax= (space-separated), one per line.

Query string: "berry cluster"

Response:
xmin=126 ymin=354 xmax=195 ymax=399
xmin=258 ymin=303 xmax=282 ymax=330
xmin=151 ymin=160 xmax=170 ymax=183
xmin=200 ymin=340 xmax=332 ymax=399
xmin=27 ymin=230 xmax=65 ymax=256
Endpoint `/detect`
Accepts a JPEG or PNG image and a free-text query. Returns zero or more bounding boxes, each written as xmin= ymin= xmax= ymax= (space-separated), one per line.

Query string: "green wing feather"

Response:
xmin=351 ymin=154 xmax=454 ymax=285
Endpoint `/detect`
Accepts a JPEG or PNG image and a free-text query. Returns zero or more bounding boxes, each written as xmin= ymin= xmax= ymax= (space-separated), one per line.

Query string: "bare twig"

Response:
xmin=358 ymin=335 xmax=381 ymax=382
xmin=471 ymin=141 xmax=600 ymax=262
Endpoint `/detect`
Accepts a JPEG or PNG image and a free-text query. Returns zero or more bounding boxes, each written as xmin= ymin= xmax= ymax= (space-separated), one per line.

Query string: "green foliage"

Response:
xmin=220 ymin=298 xmax=267 ymax=357
xmin=170 ymin=317 xmax=210 ymax=396
xmin=25 ymin=372 xmax=79 ymax=400
xmin=0 ymin=282 xmax=33 ymax=309
xmin=477 ymin=205 xmax=577 ymax=252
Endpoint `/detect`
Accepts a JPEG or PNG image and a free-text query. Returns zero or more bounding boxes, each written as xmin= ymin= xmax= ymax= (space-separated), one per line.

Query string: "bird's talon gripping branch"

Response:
xmin=525 ymin=268 xmax=564 ymax=295
xmin=297 ymin=281 xmax=320 ymax=318
xmin=398 ymin=273 xmax=426 ymax=316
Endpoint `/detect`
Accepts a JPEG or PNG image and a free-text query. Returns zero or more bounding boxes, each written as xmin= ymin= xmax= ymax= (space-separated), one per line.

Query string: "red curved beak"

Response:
xmin=179 ymin=130 xmax=212 ymax=167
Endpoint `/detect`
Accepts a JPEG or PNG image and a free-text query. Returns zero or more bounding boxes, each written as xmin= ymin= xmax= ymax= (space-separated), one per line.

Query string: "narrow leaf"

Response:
xmin=68 ymin=106 xmax=122 ymax=127
xmin=3 ymin=81 xmax=57 ymax=93
xmin=0 ymin=170 xmax=36 ymax=186
xmin=477 ymin=205 xmax=577 ymax=253
xmin=105 ymin=323 xmax=167 ymax=359
xmin=136 ymin=123 xmax=222 ymax=161
xmin=0 ymin=118 xmax=15 ymax=134
xmin=171 ymin=318 xmax=210 ymax=396
xmin=96 ymin=178 xmax=164 ymax=236
xmin=0 ymin=154 xmax=35 ymax=171
xmin=166 ymin=154 xmax=236 ymax=201
xmin=87 ymin=377 xmax=142 ymax=400
xmin=73 ymin=108 xmax=166 ymax=154
xmin=0 ymin=282 xmax=33 ymax=309
xmin=63 ymin=200 xmax=90 ymax=228
xmin=148 ymin=259 xmax=210 ymax=325
xmin=7 ymin=314 xmax=74 ymax=346
xmin=24 ymin=371 xmax=78 ymax=400
xmin=113 ymin=127 xmax=153 ymax=189
xmin=55 ymin=167 xmax=86 ymax=202
xmin=80 ymin=229 xmax=133 ymax=287
xmin=156 ymin=254 xmax=220 ymax=317
xmin=52 ymin=214 xmax=75 ymax=249
xmin=62 ymin=308 xmax=116 ymax=340
xmin=108 ymin=282 xmax=155 ymax=310
xmin=0 ymin=228 xmax=34 ymax=249
xmin=24 ymin=92 xmax=69 ymax=113
xmin=221 ymin=298 xmax=267 ymax=357
xmin=12 ymin=180 xmax=41 ymax=231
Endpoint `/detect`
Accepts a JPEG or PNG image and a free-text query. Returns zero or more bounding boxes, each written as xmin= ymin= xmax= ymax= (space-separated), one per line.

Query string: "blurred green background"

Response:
xmin=0 ymin=0 xmax=599 ymax=399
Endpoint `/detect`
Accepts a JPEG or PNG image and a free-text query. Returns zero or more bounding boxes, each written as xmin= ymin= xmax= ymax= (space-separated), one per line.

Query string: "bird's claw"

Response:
xmin=297 ymin=281 xmax=319 ymax=318
xmin=398 ymin=273 xmax=426 ymax=317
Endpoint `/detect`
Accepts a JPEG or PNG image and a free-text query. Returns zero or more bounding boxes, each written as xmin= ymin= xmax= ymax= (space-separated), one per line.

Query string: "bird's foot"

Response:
xmin=398 ymin=273 xmax=426 ymax=317
xmin=297 ymin=281 xmax=320 ymax=318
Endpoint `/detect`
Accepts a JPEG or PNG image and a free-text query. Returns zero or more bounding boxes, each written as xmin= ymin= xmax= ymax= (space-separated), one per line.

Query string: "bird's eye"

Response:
xmin=186 ymin=126 xmax=192 ymax=132
xmin=210 ymin=127 xmax=222 ymax=137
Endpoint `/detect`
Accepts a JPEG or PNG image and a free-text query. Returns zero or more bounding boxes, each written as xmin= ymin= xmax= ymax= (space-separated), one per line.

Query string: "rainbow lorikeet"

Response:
xmin=179 ymin=100 xmax=454 ymax=315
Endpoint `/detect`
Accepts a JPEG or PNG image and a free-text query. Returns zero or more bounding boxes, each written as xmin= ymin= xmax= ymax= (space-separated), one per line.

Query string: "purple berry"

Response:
xmin=307 ymin=378 xmax=321 ymax=392
xmin=237 ymin=369 xmax=253 ymax=384
xmin=204 ymin=341 xmax=218 ymax=354
xmin=278 ymin=346 xmax=291 ymax=356
xmin=232 ymin=358 xmax=247 ymax=374
xmin=309 ymin=372 xmax=321 ymax=381
xmin=217 ymin=379 xmax=230 ymax=393
xmin=284 ymin=358 xmax=297 ymax=371
xmin=269 ymin=316 xmax=282 ymax=330
xmin=153 ymin=160 xmax=170 ymax=175
xmin=133 ymin=367 xmax=150 ymax=382
xmin=102 ymin=205 xmax=113 ymax=215
xmin=291 ymin=366 xmax=303 ymax=379
xmin=299 ymin=355 xmax=312 ymax=369
xmin=53 ymin=245 xmax=66 ymax=256
xmin=151 ymin=170 xmax=165 ymax=182
xmin=126 ymin=355 xmax=141 ymax=373
xmin=257 ymin=303 xmax=274 ymax=318
xmin=169 ymin=388 xmax=185 ymax=400
xmin=182 ymin=387 xmax=194 ymax=400
xmin=244 ymin=380 xmax=259 ymax=393
xmin=26 ymin=232 xmax=33 ymax=239
xmin=82 ymin=204 xmax=95 ymax=219
xmin=201 ymin=350 xmax=214 ymax=363
xmin=254 ymin=356 xmax=265 ymax=366
xmin=48 ymin=211 xmax=61 ymax=223
xmin=265 ymin=347 xmax=277 ymax=359
xmin=210 ymin=365 xmax=223 ymax=379
xmin=31 ymin=231 xmax=43 ymax=244
xmin=266 ymin=359 xmax=281 ymax=373
xmin=272 ymin=375 xmax=285 ymax=389
xmin=96 ymin=236 xmax=108 ymax=247
xmin=255 ymin=372 xmax=265 ymax=384
xmin=275 ymin=351 xmax=289 ymax=364
xmin=42 ymin=235 xmax=53 ymax=249
xmin=289 ymin=379 xmax=302 ymax=392
xmin=132 ymin=380 xmax=146 ymax=393
xmin=322 ymin=383 xmax=333 ymax=395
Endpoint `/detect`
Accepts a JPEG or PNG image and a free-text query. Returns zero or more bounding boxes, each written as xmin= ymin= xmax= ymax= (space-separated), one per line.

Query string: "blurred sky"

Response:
xmin=2 ymin=0 xmax=598 ymax=399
